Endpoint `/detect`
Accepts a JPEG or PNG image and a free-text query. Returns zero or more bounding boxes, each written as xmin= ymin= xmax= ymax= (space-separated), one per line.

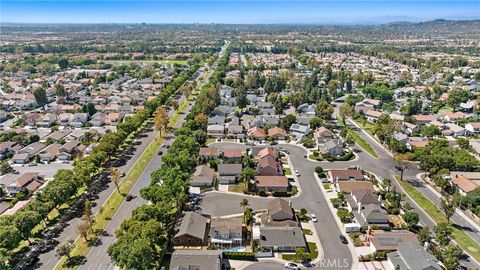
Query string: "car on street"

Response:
xmin=125 ymin=194 xmax=133 ymax=201
xmin=295 ymin=170 xmax=300 ymax=176
xmin=310 ymin=213 xmax=318 ymax=222
xmin=120 ymin=172 xmax=126 ymax=177
xmin=339 ymin=235 xmax=348 ymax=244
xmin=284 ymin=262 xmax=299 ymax=269
xmin=157 ymin=150 xmax=163 ymax=155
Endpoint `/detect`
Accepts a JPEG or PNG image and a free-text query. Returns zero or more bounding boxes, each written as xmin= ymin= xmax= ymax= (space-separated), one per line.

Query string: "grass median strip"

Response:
xmin=55 ymin=73 xmax=203 ymax=270
xmin=337 ymin=118 xmax=378 ymax=158
xmin=396 ymin=176 xmax=480 ymax=262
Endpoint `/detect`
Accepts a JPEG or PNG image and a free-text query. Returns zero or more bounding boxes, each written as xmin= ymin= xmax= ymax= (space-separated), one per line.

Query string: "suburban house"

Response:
xmin=218 ymin=164 xmax=242 ymax=184
xmin=444 ymin=123 xmax=468 ymax=137
xmin=318 ymin=139 xmax=345 ymax=156
xmin=191 ymin=165 xmax=216 ymax=187
xmin=268 ymin=127 xmax=288 ymax=140
xmin=170 ymin=250 xmax=224 ymax=270
xmin=465 ymin=122 xmax=480 ymax=133
xmin=367 ymin=230 xmax=418 ymax=253
xmin=227 ymin=124 xmax=245 ymax=139
xmin=18 ymin=142 xmax=46 ymax=156
xmin=387 ymin=241 xmax=442 ymax=270
xmin=221 ymin=149 xmax=243 ymax=162
xmin=259 ymin=227 xmax=306 ymax=252
xmin=199 ymin=147 xmax=219 ymax=160
xmin=365 ymin=110 xmax=383 ymax=123
xmin=257 ymin=155 xmax=283 ymax=176
xmin=346 ymin=189 xmax=389 ymax=229
xmin=314 ymin=126 xmax=335 ymax=144
xmin=450 ymin=172 xmax=480 ymax=196
xmin=0 ymin=141 xmax=19 ymax=159
xmin=208 ymin=115 xmax=226 ymax=125
xmin=5 ymin=172 xmax=43 ymax=196
xmin=413 ymin=115 xmax=434 ymax=125
xmin=207 ymin=124 xmax=225 ymax=138
xmin=355 ymin=98 xmax=381 ymax=113
xmin=289 ymin=123 xmax=310 ymax=140
xmin=260 ymin=198 xmax=298 ymax=227
xmin=210 ymin=217 xmax=243 ymax=248
xmin=172 ymin=212 xmax=208 ymax=247
xmin=38 ymin=143 xmax=62 ymax=163
xmin=11 ymin=153 xmax=31 ymax=164
xmin=255 ymin=176 xmax=289 ymax=191
xmin=70 ymin=113 xmax=89 ymax=128
xmin=442 ymin=112 xmax=468 ymax=122
xmin=247 ymin=127 xmax=266 ymax=141
xmin=328 ymin=169 xmax=365 ymax=183
xmin=336 ymin=181 xmax=375 ymax=194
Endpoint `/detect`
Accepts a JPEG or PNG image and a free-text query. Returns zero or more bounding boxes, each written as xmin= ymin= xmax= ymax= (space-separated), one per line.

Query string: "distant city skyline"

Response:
xmin=2 ymin=1 xmax=480 ymax=24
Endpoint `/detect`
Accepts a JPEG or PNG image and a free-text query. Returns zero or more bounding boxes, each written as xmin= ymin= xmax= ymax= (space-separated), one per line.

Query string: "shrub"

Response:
xmin=330 ymin=198 xmax=343 ymax=208
xmin=272 ymin=190 xmax=291 ymax=197
xmin=258 ymin=190 xmax=267 ymax=197
xmin=223 ymin=252 xmax=256 ymax=261
xmin=315 ymin=166 xmax=324 ymax=174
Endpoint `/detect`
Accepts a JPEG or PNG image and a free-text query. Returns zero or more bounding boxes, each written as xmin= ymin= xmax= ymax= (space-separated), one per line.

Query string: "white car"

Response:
xmin=310 ymin=213 xmax=318 ymax=222
xmin=295 ymin=170 xmax=301 ymax=176
xmin=284 ymin=262 xmax=299 ymax=270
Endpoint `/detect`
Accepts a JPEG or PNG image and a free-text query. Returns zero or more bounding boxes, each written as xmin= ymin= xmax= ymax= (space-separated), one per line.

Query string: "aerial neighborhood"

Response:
xmin=1 ymin=19 xmax=480 ymax=270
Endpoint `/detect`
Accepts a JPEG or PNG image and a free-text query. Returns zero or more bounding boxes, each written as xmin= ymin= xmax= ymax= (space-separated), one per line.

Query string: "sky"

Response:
xmin=1 ymin=1 xmax=480 ymax=24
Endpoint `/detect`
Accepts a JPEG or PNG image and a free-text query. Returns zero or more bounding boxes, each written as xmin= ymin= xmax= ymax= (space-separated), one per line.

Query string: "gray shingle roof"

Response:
xmin=260 ymin=227 xmax=306 ymax=248
xmin=174 ymin=212 xmax=208 ymax=240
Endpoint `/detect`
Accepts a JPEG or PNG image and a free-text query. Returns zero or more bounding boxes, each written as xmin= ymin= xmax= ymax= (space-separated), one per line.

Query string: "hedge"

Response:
xmin=223 ymin=252 xmax=256 ymax=261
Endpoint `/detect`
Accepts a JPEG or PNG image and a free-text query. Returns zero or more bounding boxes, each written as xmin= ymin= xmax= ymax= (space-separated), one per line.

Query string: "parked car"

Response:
xmin=157 ymin=150 xmax=163 ymax=155
xmin=339 ymin=235 xmax=348 ymax=244
xmin=310 ymin=214 xmax=318 ymax=222
xmin=120 ymin=172 xmax=126 ymax=177
xmin=125 ymin=194 xmax=133 ymax=201
xmin=295 ymin=170 xmax=301 ymax=176
xmin=284 ymin=262 xmax=299 ymax=269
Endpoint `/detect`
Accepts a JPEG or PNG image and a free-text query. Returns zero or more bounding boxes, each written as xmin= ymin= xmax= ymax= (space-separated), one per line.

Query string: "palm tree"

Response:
xmin=110 ymin=168 xmax=120 ymax=193
xmin=240 ymin=199 xmax=249 ymax=212
xmin=239 ymin=167 xmax=256 ymax=190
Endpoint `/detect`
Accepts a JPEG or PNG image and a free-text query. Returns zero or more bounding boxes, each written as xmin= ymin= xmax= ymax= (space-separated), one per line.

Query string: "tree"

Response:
xmin=339 ymin=103 xmax=353 ymax=122
xmin=33 ymin=87 xmax=48 ymax=106
xmin=83 ymin=199 xmax=93 ymax=226
xmin=280 ymin=114 xmax=297 ymax=130
xmin=110 ymin=168 xmax=121 ymax=193
xmin=77 ymin=221 xmax=91 ymax=241
xmin=327 ymin=80 xmax=340 ymax=97
xmin=434 ymin=222 xmax=452 ymax=246
xmin=395 ymin=155 xmax=410 ymax=182
xmin=315 ymin=98 xmax=334 ymax=119
xmin=441 ymin=198 xmax=455 ymax=224
xmin=417 ymin=227 xmax=432 ymax=244
xmin=0 ymin=225 xmax=22 ymax=249
xmin=447 ymin=89 xmax=470 ymax=109
xmin=294 ymin=247 xmax=309 ymax=263
xmin=55 ymin=83 xmax=67 ymax=97
xmin=235 ymin=85 xmax=248 ymax=109
xmin=154 ymin=106 xmax=169 ymax=137
xmin=240 ymin=199 xmax=249 ymax=211
xmin=0 ymin=160 xmax=13 ymax=175
xmin=56 ymin=239 xmax=75 ymax=261
xmin=82 ymin=102 xmax=97 ymax=116
xmin=403 ymin=211 xmax=419 ymax=230
xmin=239 ymin=167 xmax=256 ymax=189
xmin=12 ymin=210 xmax=41 ymax=244
xmin=420 ymin=125 xmax=441 ymax=138
xmin=440 ymin=244 xmax=462 ymax=270
xmin=171 ymin=100 xmax=179 ymax=110
xmin=309 ymin=117 xmax=322 ymax=130
xmin=455 ymin=137 xmax=470 ymax=150
xmin=58 ymin=58 xmax=69 ymax=70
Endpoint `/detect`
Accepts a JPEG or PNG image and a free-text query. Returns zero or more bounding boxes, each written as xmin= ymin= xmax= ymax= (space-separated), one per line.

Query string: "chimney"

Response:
xmin=358 ymin=202 xmax=362 ymax=214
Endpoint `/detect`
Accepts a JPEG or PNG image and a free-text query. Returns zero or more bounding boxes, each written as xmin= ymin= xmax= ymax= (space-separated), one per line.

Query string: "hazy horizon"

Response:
xmin=2 ymin=1 xmax=480 ymax=24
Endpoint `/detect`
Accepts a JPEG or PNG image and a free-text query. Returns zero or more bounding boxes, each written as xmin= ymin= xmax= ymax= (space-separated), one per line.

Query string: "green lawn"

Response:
xmin=228 ymin=182 xmax=247 ymax=193
xmin=282 ymin=242 xmax=318 ymax=261
xmin=302 ymin=229 xmax=313 ymax=235
xmin=323 ymin=183 xmax=331 ymax=190
xmin=338 ymin=118 xmax=378 ymax=158
xmin=283 ymin=167 xmax=292 ymax=175
xmin=396 ymin=176 xmax=480 ymax=262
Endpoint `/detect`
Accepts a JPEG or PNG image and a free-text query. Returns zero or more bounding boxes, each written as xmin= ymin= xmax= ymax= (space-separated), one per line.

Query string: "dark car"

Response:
xmin=125 ymin=194 xmax=133 ymax=201
xmin=158 ymin=150 xmax=163 ymax=155
xmin=339 ymin=235 xmax=348 ymax=244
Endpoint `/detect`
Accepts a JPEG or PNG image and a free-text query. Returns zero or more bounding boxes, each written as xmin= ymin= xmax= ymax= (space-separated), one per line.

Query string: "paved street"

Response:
xmin=205 ymin=137 xmax=480 ymax=269
xmin=77 ymin=42 xmax=229 ymax=270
